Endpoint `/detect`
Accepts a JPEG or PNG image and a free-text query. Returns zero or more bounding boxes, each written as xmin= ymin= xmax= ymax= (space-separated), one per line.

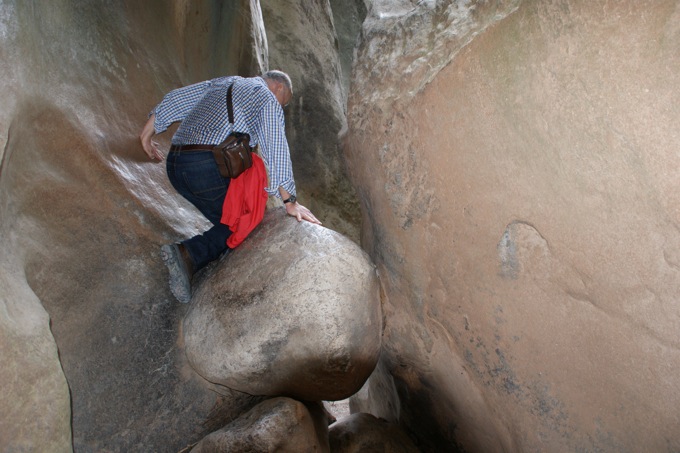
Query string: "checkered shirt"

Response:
xmin=151 ymin=76 xmax=295 ymax=197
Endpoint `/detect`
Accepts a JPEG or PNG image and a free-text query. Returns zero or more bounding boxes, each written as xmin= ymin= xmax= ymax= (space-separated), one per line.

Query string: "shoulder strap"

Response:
xmin=227 ymin=84 xmax=235 ymax=124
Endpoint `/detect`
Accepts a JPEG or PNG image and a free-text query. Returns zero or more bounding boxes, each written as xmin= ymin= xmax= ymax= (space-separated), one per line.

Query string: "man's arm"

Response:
xmin=140 ymin=114 xmax=164 ymax=161
xmin=253 ymin=95 xmax=321 ymax=225
xmin=140 ymin=79 xmax=219 ymax=160
xmin=254 ymin=101 xmax=297 ymax=197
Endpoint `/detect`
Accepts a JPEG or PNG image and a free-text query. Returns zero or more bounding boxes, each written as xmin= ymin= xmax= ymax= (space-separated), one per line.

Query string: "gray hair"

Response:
xmin=262 ymin=70 xmax=293 ymax=95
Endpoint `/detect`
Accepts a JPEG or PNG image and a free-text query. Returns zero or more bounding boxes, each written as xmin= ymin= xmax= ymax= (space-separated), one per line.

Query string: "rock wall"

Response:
xmin=346 ymin=0 xmax=680 ymax=451
xmin=262 ymin=0 xmax=362 ymax=242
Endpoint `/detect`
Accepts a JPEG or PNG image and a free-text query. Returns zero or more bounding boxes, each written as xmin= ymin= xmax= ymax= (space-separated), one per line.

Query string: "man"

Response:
xmin=140 ymin=70 xmax=321 ymax=303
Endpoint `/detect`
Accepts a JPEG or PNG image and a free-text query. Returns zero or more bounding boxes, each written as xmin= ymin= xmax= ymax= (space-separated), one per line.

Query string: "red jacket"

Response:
xmin=221 ymin=154 xmax=268 ymax=248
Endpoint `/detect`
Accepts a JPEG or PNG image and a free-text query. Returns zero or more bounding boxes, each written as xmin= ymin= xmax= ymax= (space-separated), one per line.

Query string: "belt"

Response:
xmin=169 ymin=144 xmax=215 ymax=153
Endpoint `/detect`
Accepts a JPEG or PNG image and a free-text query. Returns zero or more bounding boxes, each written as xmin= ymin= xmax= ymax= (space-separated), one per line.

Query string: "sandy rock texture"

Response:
xmin=184 ymin=209 xmax=382 ymax=401
xmin=345 ymin=0 xmax=680 ymax=451
xmin=191 ymin=397 xmax=330 ymax=453
xmin=0 ymin=1 xmax=328 ymax=451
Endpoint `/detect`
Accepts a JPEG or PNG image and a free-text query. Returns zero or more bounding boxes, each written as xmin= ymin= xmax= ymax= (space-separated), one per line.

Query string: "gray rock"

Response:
xmin=329 ymin=0 xmax=368 ymax=101
xmin=329 ymin=413 xmax=419 ymax=453
xmin=184 ymin=209 xmax=382 ymax=401
xmin=191 ymin=397 xmax=330 ymax=453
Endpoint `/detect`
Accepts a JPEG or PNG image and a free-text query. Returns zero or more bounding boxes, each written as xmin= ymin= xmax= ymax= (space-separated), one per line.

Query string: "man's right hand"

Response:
xmin=140 ymin=114 xmax=164 ymax=161
xmin=285 ymin=201 xmax=322 ymax=225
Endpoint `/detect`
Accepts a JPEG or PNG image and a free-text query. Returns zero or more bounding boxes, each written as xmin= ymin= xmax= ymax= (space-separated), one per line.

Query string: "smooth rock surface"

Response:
xmin=184 ymin=209 xmax=382 ymax=401
xmin=345 ymin=0 xmax=680 ymax=451
xmin=329 ymin=413 xmax=419 ymax=453
xmin=191 ymin=397 xmax=330 ymax=453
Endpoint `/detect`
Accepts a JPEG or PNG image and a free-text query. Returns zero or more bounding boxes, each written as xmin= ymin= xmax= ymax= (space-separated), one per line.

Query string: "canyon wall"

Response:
xmin=346 ymin=0 xmax=680 ymax=451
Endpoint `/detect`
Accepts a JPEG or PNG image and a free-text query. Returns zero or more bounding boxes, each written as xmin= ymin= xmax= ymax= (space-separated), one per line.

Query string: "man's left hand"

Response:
xmin=285 ymin=202 xmax=322 ymax=225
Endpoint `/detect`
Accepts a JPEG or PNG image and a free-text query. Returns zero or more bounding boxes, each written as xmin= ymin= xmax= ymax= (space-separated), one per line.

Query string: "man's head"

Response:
xmin=263 ymin=70 xmax=293 ymax=108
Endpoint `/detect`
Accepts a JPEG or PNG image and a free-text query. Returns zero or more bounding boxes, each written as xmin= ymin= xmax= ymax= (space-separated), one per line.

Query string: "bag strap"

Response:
xmin=227 ymin=84 xmax=235 ymax=124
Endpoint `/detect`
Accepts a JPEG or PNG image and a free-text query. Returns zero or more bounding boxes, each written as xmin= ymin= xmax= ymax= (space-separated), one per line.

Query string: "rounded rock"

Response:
xmin=183 ymin=209 xmax=382 ymax=401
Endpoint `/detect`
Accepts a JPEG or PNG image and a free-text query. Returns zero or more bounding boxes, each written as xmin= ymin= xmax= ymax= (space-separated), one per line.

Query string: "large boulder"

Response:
xmin=345 ymin=0 xmax=680 ymax=451
xmin=184 ymin=209 xmax=382 ymax=401
xmin=191 ymin=397 xmax=330 ymax=453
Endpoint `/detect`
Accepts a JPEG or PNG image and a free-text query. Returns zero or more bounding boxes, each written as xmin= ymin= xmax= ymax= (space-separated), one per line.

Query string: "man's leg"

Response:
xmin=163 ymin=151 xmax=232 ymax=301
xmin=159 ymin=243 xmax=193 ymax=303
xmin=181 ymin=224 xmax=232 ymax=270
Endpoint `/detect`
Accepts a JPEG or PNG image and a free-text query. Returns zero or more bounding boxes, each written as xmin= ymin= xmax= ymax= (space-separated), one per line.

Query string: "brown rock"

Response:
xmin=345 ymin=0 xmax=680 ymax=451
xmin=0 ymin=266 xmax=71 ymax=452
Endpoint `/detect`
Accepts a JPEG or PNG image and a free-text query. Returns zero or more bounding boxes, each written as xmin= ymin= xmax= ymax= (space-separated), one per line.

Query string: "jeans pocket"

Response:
xmin=180 ymin=159 xmax=228 ymax=203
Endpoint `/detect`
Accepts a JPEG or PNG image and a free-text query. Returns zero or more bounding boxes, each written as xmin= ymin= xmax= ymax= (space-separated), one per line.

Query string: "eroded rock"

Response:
xmin=191 ymin=397 xmax=329 ymax=453
xmin=184 ymin=209 xmax=382 ymax=401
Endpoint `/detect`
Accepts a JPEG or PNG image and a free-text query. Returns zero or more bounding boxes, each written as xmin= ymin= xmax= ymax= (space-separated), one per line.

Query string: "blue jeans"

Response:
xmin=166 ymin=151 xmax=232 ymax=270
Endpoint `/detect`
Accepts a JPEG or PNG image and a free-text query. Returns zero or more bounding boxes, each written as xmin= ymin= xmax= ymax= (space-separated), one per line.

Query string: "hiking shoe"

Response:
xmin=160 ymin=243 xmax=192 ymax=303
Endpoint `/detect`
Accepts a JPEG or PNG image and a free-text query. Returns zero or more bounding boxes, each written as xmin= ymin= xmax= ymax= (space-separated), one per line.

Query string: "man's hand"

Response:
xmin=140 ymin=114 xmax=164 ymax=161
xmin=285 ymin=201 xmax=322 ymax=225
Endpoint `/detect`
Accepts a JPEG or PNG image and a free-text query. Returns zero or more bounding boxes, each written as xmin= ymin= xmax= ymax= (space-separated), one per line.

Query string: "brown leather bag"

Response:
xmin=212 ymin=133 xmax=254 ymax=179
xmin=211 ymin=83 xmax=255 ymax=179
